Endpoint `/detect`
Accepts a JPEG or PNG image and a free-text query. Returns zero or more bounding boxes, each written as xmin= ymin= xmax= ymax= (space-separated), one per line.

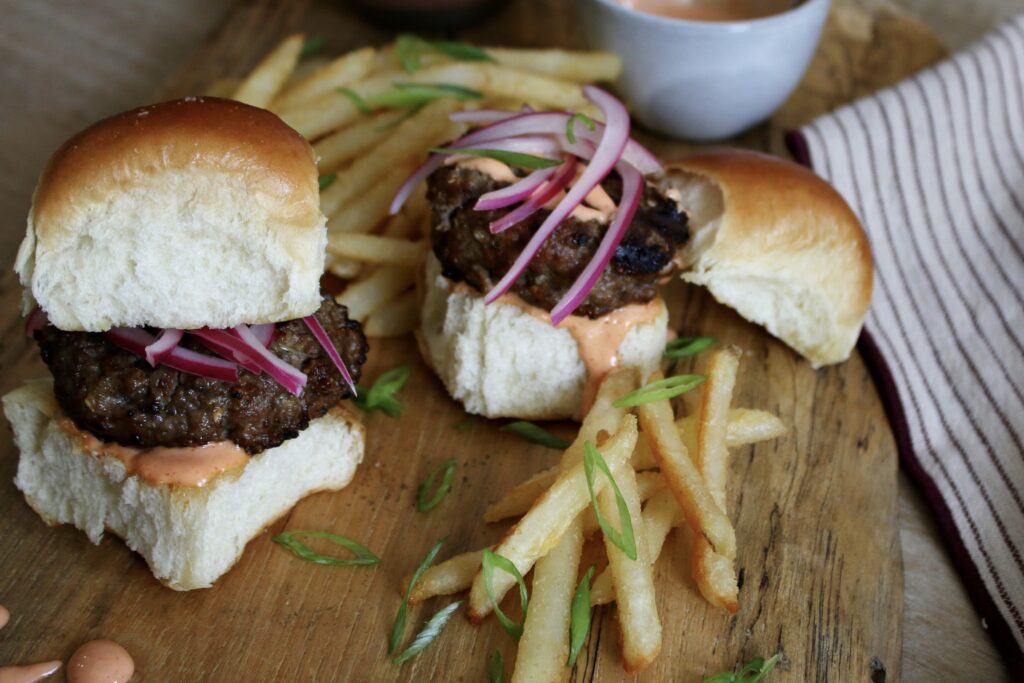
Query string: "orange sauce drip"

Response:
xmin=67 ymin=640 xmax=134 ymax=683
xmin=58 ymin=419 xmax=248 ymax=487
xmin=618 ymin=0 xmax=796 ymax=21
xmin=0 ymin=661 xmax=61 ymax=683
xmin=0 ymin=605 xmax=8 ymax=630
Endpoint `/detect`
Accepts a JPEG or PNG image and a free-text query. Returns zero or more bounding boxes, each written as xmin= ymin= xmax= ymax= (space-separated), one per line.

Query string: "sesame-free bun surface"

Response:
xmin=662 ymin=149 xmax=873 ymax=367
xmin=16 ymin=96 xmax=327 ymax=331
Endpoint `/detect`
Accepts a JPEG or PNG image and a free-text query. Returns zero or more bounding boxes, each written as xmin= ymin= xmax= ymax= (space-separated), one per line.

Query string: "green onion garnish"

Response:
xmin=565 ymin=112 xmax=596 ymax=144
xmin=353 ymin=365 xmax=412 ymax=418
xmin=396 ymin=34 xmax=495 ymax=74
xmin=488 ymin=649 xmax=504 ymax=683
xmin=319 ymin=172 xmax=337 ymax=191
xmin=499 ymin=421 xmax=571 ymax=450
xmin=481 ymin=549 xmax=529 ymax=640
xmin=370 ymin=82 xmax=483 ymax=109
xmin=567 ymin=565 xmax=595 ymax=667
xmin=612 ymin=374 xmax=706 ymax=408
xmin=392 ymin=601 xmax=462 ymax=664
xmin=452 ymin=416 xmax=477 ymax=432
xmin=389 ymin=537 xmax=446 ymax=654
xmin=271 ymin=530 xmax=381 ymax=566
xmin=416 ymin=459 xmax=457 ymax=513
xmin=338 ymin=86 xmax=372 ymax=114
xmin=703 ymin=654 xmax=782 ymax=683
xmin=665 ymin=335 xmax=716 ymax=359
xmin=431 ymin=147 xmax=563 ymax=170
xmin=300 ymin=35 xmax=327 ymax=59
xmin=583 ymin=441 xmax=637 ymax=560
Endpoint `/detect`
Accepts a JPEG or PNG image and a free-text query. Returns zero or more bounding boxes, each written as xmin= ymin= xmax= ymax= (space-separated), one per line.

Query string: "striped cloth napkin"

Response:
xmin=786 ymin=14 xmax=1024 ymax=671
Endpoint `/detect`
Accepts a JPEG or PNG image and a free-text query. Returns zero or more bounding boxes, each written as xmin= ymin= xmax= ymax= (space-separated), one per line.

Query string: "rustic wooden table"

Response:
xmin=0 ymin=0 xmax=1017 ymax=681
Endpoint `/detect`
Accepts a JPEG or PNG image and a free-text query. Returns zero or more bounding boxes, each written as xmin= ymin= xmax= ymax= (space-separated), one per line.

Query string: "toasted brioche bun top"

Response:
xmin=16 ymin=96 xmax=327 ymax=331
xmin=662 ymin=149 xmax=873 ymax=367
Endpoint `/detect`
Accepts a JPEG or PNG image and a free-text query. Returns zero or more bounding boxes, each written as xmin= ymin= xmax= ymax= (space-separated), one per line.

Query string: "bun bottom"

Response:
xmin=417 ymin=254 xmax=668 ymax=421
xmin=2 ymin=378 xmax=364 ymax=591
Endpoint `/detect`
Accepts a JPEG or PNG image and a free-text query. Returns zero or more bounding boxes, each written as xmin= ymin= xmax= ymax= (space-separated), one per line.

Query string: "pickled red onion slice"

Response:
xmin=144 ymin=328 xmax=183 ymax=366
xmin=474 ymin=167 xmax=557 ymax=211
xmin=24 ymin=307 xmax=48 ymax=336
xmin=302 ymin=315 xmax=357 ymax=396
xmin=251 ymin=323 xmax=276 ymax=347
xmin=191 ymin=329 xmax=263 ymax=374
xmin=489 ymin=157 xmax=577 ymax=234
xmin=105 ymin=328 xmax=238 ymax=383
xmin=231 ymin=324 xmax=307 ymax=396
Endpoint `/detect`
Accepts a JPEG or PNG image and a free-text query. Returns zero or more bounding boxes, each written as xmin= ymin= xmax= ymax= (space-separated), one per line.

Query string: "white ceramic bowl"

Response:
xmin=579 ymin=0 xmax=831 ymax=140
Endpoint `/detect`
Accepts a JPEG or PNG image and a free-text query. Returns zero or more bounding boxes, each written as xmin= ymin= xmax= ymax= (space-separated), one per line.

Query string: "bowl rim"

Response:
xmin=584 ymin=0 xmax=831 ymax=32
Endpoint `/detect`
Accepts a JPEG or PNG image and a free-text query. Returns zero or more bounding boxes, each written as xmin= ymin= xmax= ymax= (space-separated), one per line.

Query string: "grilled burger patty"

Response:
xmin=428 ymin=164 xmax=689 ymax=319
xmin=36 ymin=296 xmax=367 ymax=454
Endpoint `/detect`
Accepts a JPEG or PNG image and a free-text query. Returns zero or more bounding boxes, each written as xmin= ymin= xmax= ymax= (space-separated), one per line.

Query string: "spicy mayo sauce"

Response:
xmin=0 ymin=661 xmax=61 ymax=683
xmin=67 ymin=640 xmax=134 ymax=683
xmin=618 ymin=0 xmax=797 ymax=22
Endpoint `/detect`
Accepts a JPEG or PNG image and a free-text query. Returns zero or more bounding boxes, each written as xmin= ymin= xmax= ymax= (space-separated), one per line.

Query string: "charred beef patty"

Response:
xmin=36 ymin=297 xmax=367 ymax=454
xmin=428 ymin=164 xmax=689 ymax=319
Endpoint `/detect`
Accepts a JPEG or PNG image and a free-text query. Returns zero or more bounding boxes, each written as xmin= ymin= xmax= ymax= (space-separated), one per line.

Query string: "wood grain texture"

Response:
xmin=0 ymin=0 xmax=951 ymax=680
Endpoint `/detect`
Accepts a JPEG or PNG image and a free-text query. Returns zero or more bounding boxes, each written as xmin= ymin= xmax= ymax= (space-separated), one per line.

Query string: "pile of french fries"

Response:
xmin=210 ymin=34 xmax=621 ymax=337
xmin=403 ymin=349 xmax=786 ymax=678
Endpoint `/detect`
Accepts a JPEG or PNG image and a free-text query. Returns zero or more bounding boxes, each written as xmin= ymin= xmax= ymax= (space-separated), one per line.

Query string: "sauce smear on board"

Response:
xmin=67 ymin=640 xmax=135 ymax=683
xmin=618 ymin=0 xmax=797 ymax=22
xmin=0 ymin=661 xmax=61 ymax=683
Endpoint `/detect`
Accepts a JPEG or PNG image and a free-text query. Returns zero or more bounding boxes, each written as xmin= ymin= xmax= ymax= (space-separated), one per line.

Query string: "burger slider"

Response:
xmin=3 ymin=97 xmax=368 ymax=590
xmin=396 ymin=90 xmax=871 ymax=420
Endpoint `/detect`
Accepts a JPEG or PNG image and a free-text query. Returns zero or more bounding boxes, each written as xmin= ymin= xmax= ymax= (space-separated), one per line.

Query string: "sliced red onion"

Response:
xmin=389 ymin=155 xmax=445 ymax=215
xmin=474 ymin=167 xmax=557 ymax=211
xmin=549 ymin=163 xmax=643 ymax=325
xmin=485 ymin=88 xmax=631 ymax=303
xmin=250 ymin=323 xmax=276 ymax=347
xmin=144 ymin=328 xmax=183 ymax=366
xmin=489 ymin=157 xmax=577 ymax=234
xmin=445 ymin=135 xmax=563 ymax=159
xmin=232 ymin=324 xmax=307 ymax=397
xmin=302 ymin=315 xmax=357 ymax=395
xmin=192 ymin=332 xmax=263 ymax=374
xmin=24 ymin=307 xmax=48 ymax=336
xmin=105 ymin=328 xmax=238 ymax=383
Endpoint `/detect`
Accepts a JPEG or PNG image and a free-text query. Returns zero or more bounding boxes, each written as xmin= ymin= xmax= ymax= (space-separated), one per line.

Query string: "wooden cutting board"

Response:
xmin=0 ymin=1 xmax=945 ymax=680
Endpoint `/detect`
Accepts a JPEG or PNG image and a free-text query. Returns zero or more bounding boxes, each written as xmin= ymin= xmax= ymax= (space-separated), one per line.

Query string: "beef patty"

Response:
xmin=428 ymin=164 xmax=689 ymax=319
xmin=37 ymin=296 xmax=368 ymax=454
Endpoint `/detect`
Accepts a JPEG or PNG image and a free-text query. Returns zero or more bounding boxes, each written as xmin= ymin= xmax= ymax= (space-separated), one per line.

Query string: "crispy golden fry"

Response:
xmin=204 ymin=77 xmax=240 ymax=98
xmin=321 ymin=100 xmax=463 ymax=216
xmin=232 ymin=34 xmax=304 ymax=107
xmin=467 ymin=416 xmax=638 ymax=621
xmin=389 ymin=184 xmax=429 ymax=239
xmin=313 ymin=112 xmax=401 ymax=173
xmin=512 ymin=521 xmax=582 ymax=683
xmin=598 ymin=465 xmax=661 ymax=672
xmin=631 ymin=408 xmax=786 ymax=471
xmin=485 ymin=48 xmax=621 ymax=83
xmin=326 ymin=163 xmax=415 ymax=235
xmin=476 ymin=63 xmax=587 ymax=110
xmin=334 ymin=265 xmax=415 ymax=321
xmin=590 ymin=488 xmax=683 ymax=606
xmin=692 ymin=536 xmax=739 ymax=613
xmin=695 ymin=348 xmax=740 ymax=508
xmin=363 ymin=290 xmax=418 ymax=338
xmin=636 ymin=374 xmax=735 ymax=560
xmin=271 ymin=47 xmax=375 ymax=112
xmin=325 ymin=255 xmax=362 ymax=280
xmin=327 ymin=233 xmax=425 ymax=267
xmin=406 ymin=549 xmax=485 ymax=604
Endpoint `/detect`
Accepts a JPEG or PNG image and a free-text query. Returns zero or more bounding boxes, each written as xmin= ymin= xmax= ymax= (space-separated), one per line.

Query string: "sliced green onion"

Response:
xmin=431 ymin=147 xmax=563 ymax=170
xmin=319 ymin=172 xmax=337 ymax=191
xmin=300 ymin=35 xmax=327 ymax=59
xmin=488 ymin=649 xmax=504 ymax=683
xmin=567 ymin=565 xmax=595 ymax=667
xmin=338 ymin=86 xmax=372 ymax=114
xmin=665 ymin=335 xmax=716 ymax=359
xmin=353 ymin=365 xmax=412 ymax=418
xmin=396 ymin=34 xmax=495 ymax=74
xmin=392 ymin=601 xmax=462 ymax=664
xmin=416 ymin=459 xmax=457 ymax=512
xmin=452 ymin=416 xmax=477 ymax=432
xmin=369 ymin=83 xmax=483 ymax=109
xmin=703 ymin=654 xmax=782 ymax=683
xmin=271 ymin=530 xmax=381 ymax=566
xmin=583 ymin=441 xmax=636 ymax=560
xmin=612 ymin=374 xmax=706 ymax=408
xmin=565 ymin=112 xmax=596 ymax=144
xmin=499 ymin=421 xmax=571 ymax=450
xmin=481 ymin=550 xmax=529 ymax=640
xmin=389 ymin=537 xmax=446 ymax=654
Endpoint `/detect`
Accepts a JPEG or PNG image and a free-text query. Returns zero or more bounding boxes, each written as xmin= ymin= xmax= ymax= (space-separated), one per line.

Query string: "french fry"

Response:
xmin=232 ymin=34 xmax=304 ymax=107
xmin=598 ymin=465 xmax=661 ymax=672
xmin=335 ymin=266 xmax=415 ymax=321
xmin=407 ymin=549 xmax=484 ymax=604
xmin=205 ymin=77 xmax=240 ymax=98
xmin=363 ymin=290 xmax=418 ymax=338
xmin=636 ymin=374 xmax=736 ymax=560
xmin=590 ymin=488 xmax=683 ymax=606
xmin=325 ymin=255 xmax=362 ymax=280
xmin=327 ymin=234 xmax=425 ymax=267
xmin=485 ymin=48 xmax=622 ymax=83
xmin=313 ymin=112 xmax=403 ymax=173
xmin=476 ymin=63 xmax=587 ymax=111
xmin=512 ymin=521 xmax=582 ymax=683
xmin=467 ymin=415 xmax=638 ymax=621
xmin=271 ymin=47 xmax=375 ymax=112
xmin=326 ymin=163 xmax=415 ymax=235
xmin=320 ymin=100 xmax=463 ymax=216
